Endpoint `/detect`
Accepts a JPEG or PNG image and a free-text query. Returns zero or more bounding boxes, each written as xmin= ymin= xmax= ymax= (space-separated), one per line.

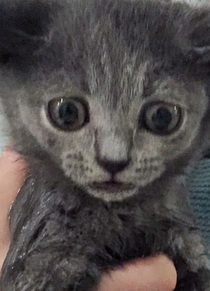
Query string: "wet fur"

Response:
xmin=0 ymin=0 xmax=210 ymax=290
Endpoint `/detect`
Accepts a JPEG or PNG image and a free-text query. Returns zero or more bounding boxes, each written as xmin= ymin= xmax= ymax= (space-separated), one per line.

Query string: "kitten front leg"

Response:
xmin=2 ymin=252 xmax=100 ymax=291
xmin=0 ymin=162 xmax=101 ymax=291
xmin=173 ymin=230 xmax=210 ymax=291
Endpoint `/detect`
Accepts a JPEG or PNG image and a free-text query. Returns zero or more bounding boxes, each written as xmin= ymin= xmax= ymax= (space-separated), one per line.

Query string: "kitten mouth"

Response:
xmin=90 ymin=181 xmax=135 ymax=192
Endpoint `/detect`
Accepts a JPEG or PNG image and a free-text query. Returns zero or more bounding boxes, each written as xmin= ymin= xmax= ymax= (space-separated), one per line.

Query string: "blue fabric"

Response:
xmin=188 ymin=159 xmax=210 ymax=245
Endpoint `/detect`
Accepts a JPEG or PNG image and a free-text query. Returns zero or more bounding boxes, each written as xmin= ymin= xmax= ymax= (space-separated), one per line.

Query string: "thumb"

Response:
xmin=0 ymin=148 xmax=26 ymax=270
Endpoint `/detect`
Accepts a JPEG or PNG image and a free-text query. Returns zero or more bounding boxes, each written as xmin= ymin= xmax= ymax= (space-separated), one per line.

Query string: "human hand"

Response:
xmin=0 ymin=148 xmax=177 ymax=291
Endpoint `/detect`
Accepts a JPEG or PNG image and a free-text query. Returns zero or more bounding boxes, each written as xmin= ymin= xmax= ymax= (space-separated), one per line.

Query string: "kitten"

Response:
xmin=0 ymin=0 xmax=210 ymax=290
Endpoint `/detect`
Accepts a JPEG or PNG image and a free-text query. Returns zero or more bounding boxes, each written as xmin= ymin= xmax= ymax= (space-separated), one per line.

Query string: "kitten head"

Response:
xmin=1 ymin=0 xmax=210 ymax=201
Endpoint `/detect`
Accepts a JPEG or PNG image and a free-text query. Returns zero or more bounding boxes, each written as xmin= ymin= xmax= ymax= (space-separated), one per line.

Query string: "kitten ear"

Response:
xmin=0 ymin=0 xmax=52 ymax=64
xmin=183 ymin=8 xmax=210 ymax=65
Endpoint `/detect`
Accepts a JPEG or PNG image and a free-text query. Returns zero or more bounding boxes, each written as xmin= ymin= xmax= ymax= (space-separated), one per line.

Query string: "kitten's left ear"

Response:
xmin=183 ymin=7 xmax=210 ymax=65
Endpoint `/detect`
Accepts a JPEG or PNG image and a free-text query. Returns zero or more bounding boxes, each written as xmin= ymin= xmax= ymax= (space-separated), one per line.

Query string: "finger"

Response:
xmin=97 ymin=255 xmax=177 ymax=291
xmin=0 ymin=148 xmax=27 ymax=270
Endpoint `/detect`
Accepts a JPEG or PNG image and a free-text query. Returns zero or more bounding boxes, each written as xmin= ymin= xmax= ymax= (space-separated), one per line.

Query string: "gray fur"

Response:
xmin=0 ymin=0 xmax=210 ymax=290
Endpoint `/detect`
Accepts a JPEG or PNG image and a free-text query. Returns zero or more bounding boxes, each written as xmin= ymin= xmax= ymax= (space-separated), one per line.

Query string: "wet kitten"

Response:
xmin=0 ymin=0 xmax=210 ymax=290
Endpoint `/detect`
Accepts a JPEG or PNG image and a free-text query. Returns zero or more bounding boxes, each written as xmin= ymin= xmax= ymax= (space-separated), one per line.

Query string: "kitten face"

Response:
xmin=2 ymin=69 xmax=207 ymax=201
xmin=0 ymin=0 xmax=210 ymax=201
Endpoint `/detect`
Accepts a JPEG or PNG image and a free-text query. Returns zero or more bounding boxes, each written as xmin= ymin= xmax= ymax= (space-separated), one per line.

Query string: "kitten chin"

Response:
xmin=85 ymin=185 xmax=138 ymax=202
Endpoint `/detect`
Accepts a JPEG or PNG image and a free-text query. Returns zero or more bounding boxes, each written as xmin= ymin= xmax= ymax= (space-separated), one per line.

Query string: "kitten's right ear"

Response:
xmin=181 ymin=6 xmax=210 ymax=67
xmin=0 ymin=0 xmax=53 ymax=65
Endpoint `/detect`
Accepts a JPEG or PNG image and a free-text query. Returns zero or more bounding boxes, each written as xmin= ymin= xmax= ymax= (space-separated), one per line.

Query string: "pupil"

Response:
xmin=152 ymin=108 xmax=172 ymax=130
xmin=58 ymin=102 xmax=78 ymax=124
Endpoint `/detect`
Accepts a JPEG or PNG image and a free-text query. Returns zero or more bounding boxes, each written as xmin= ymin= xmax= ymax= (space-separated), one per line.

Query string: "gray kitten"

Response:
xmin=0 ymin=0 xmax=210 ymax=290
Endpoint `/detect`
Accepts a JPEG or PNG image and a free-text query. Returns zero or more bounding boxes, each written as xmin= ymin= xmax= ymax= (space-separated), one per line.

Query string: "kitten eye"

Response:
xmin=47 ymin=97 xmax=89 ymax=131
xmin=141 ymin=101 xmax=182 ymax=135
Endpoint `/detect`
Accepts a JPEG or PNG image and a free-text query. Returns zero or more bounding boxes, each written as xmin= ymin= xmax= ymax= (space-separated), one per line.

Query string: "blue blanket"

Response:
xmin=188 ymin=159 xmax=210 ymax=245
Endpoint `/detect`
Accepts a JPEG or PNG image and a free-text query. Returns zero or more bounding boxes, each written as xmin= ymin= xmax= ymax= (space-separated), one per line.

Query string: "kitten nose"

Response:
xmin=97 ymin=158 xmax=130 ymax=174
